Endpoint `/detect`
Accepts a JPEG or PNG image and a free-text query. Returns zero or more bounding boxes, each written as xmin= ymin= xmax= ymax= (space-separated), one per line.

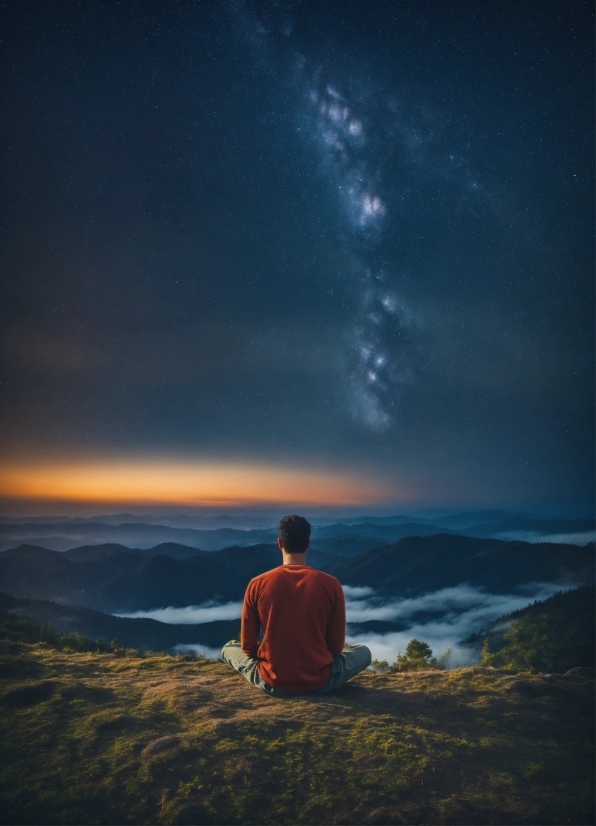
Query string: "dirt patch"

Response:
xmin=94 ymin=712 xmax=134 ymax=732
xmin=142 ymin=735 xmax=180 ymax=756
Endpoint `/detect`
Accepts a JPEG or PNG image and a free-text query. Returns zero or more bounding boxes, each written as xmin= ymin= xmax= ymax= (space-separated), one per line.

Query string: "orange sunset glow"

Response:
xmin=0 ymin=459 xmax=399 ymax=508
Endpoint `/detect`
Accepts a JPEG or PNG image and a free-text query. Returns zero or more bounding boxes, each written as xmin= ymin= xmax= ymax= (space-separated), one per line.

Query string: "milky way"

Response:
xmin=304 ymin=81 xmax=419 ymax=431
xmin=230 ymin=1 xmax=435 ymax=431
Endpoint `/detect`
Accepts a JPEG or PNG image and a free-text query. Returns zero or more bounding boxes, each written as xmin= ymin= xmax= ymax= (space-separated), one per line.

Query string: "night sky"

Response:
xmin=1 ymin=0 xmax=594 ymax=513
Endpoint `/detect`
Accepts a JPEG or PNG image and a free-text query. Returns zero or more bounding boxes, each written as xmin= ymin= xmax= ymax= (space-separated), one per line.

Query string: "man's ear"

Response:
xmin=306 ymin=539 xmax=311 ymax=550
xmin=277 ymin=537 xmax=284 ymax=551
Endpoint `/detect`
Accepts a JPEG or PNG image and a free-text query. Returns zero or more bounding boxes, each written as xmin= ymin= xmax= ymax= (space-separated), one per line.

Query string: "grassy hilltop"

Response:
xmin=1 ymin=639 xmax=594 ymax=825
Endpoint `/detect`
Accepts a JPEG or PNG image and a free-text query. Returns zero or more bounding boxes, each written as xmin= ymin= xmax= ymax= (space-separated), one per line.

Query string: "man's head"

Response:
xmin=278 ymin=514 xmax=311 ymax=554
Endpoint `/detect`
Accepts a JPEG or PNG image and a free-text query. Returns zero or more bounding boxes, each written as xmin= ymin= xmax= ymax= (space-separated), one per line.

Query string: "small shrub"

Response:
xmin=392 ymin=639 xmax=444 ymax=671
xmin=370 ymin=659 xmax=390 ymax=673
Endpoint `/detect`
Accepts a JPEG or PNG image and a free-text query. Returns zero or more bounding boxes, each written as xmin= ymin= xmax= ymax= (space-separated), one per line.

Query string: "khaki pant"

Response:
xmin=221 ymin=640 xmax=371 ymax=698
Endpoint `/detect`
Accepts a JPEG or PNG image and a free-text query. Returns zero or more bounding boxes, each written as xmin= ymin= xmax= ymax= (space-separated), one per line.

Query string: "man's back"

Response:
xmin=241 ymin=564 xmax=345 ymax=692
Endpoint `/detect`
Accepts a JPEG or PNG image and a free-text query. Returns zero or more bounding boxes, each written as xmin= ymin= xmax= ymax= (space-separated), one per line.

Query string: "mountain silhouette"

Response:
xmin=1 ymin=513 xmax=591 ymax=552
xmin=330 ymin=534 xmax=594 ymax=596
xmin=0 ymin=535 xmax=593 ymax=613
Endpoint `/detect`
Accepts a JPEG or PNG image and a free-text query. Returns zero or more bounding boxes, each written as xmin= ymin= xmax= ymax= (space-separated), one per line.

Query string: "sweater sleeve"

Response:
xmin=241 ymin=580 xmax=260 ymax=658
xmin=325 ymin=581 xmax=346 ymax=657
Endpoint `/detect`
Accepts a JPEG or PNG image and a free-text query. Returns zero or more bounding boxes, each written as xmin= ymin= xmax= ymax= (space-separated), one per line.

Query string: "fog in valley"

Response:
xmin=120 ymin=580 xmax=573 ymax=664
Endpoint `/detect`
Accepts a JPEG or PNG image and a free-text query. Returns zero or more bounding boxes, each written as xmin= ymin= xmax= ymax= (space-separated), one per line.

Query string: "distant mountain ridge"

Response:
xmin=330 ymin=534 xmax=595 ymax=596
xmin=0 ymin=534 xmax=593 ymax=614
xmin=0 ymin=523 xmax=277 ymax=552
xmin=0 ymin=543 xmax=277 ymax=611
xmin=0 ymin=519 xmax=451 ymax=553
xmin=459 ymin=517 xmax=595 ymax=538
xmin=0 ymin=513 xmax=592 ymax=553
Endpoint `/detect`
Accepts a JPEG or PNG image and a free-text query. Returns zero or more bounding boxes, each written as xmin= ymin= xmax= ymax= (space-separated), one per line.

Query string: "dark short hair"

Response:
xmin=278 ymin=514 xmax=311 ymax=553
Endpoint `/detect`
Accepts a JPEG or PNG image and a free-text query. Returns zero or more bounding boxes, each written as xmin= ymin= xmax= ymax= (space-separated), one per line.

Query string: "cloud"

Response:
xmin=173 ymin=644 xmax=223 ymax=661
xmin=117 ymin=581 xmax=576 ymax=666
xmin=345 ymin=581 xmax=574 ymax=665
xmin=344 ymin=581 xmax=565 ymax=623
xmin=343 ymin=585 xmax=375 ymax=598
xmin=115 ymin=601 xmax=243 ymax=624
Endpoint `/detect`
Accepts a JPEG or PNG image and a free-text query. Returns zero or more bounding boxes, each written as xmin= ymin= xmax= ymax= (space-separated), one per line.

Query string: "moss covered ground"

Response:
xmin=0 ymin=641 xmax=593 ymax=825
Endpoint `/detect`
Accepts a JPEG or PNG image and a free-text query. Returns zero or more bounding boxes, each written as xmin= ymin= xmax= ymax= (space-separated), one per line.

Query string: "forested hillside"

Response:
xmin=476 ymin=586 xmax=595 ymax=673
xmin=332 ymin=535 xmax=594 ymax=595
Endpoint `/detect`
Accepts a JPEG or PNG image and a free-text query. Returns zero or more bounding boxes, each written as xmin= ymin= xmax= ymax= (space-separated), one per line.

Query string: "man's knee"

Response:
xmin=221 ymin=639 xmax=241 ymax=666
xmin=347 ymin=643 xmax=372 ymax=672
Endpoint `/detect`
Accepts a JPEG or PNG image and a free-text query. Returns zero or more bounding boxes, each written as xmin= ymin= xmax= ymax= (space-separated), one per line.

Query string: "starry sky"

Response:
xmin=1 ymin=0 xmax=594 ymax=514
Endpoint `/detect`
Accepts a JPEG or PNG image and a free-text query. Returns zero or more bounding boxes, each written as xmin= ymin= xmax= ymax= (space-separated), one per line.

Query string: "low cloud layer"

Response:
xmin=345 ymin=582 xmax=572 ymax=664
xmin=173 ymin=644 xmax=225 ymax=661
xmin=116 ymin=581 xmax=574 ymax=665
xmin=116 ymin=601 xmax=243 ymax=624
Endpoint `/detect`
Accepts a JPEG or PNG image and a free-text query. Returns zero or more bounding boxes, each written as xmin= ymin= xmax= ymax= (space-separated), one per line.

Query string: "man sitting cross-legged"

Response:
xmin=221 ymin=514 xmax=371 ymax=697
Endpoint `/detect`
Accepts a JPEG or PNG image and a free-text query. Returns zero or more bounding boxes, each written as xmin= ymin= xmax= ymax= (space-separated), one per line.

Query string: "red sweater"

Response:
xmin=241 ymin=564 xmax=346 ymax=692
